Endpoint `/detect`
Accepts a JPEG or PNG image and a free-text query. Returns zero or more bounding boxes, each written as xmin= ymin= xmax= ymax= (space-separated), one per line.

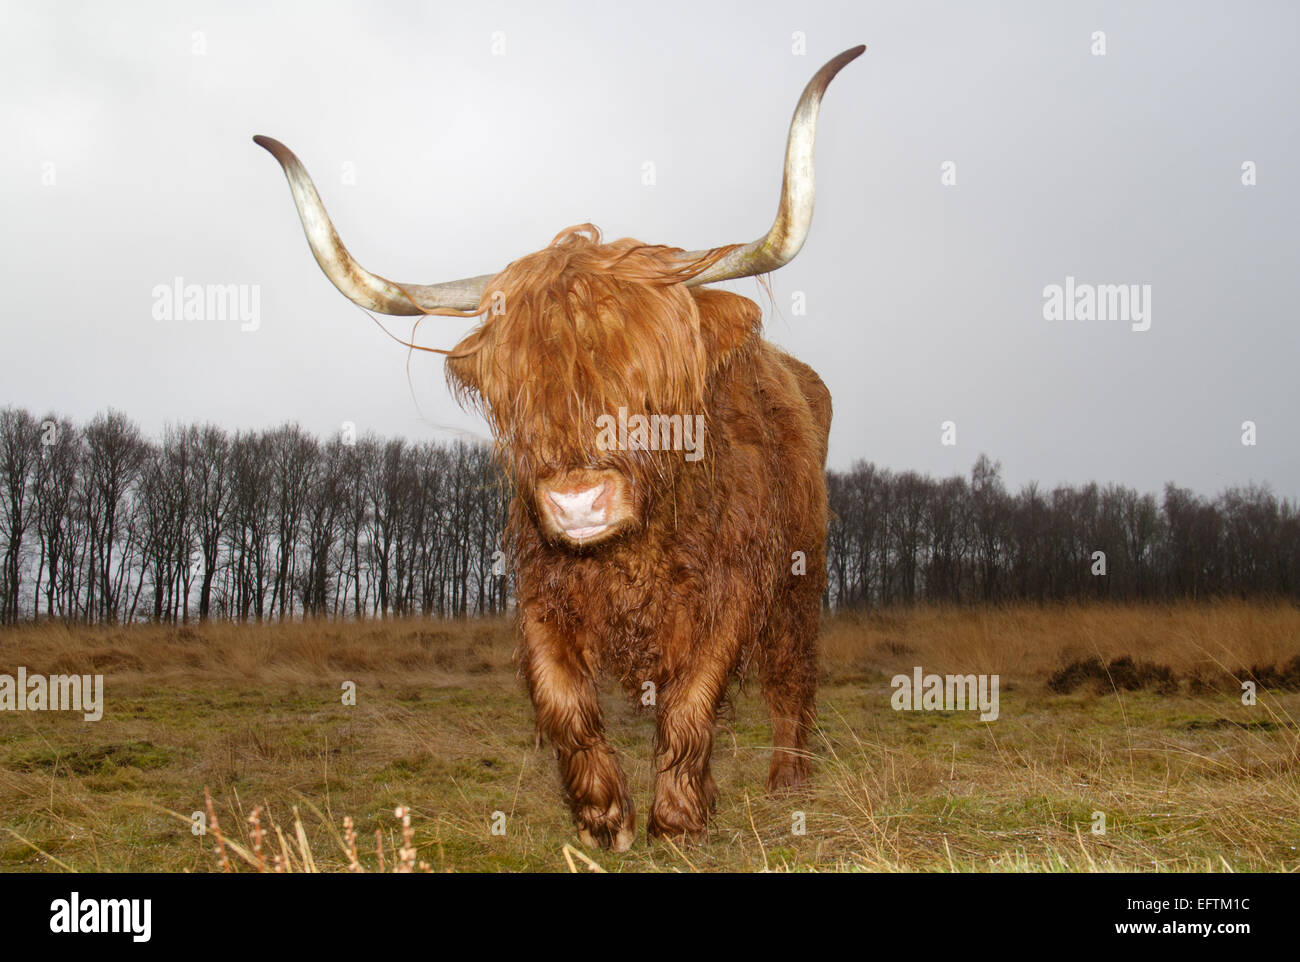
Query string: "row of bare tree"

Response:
xmin=3 ymin=407 xmax=1296 ymax=624
xmin=826 ymin=454 xmax=1300 ymax=607
xmin=0 ymin=408 xmax=508 ymax=624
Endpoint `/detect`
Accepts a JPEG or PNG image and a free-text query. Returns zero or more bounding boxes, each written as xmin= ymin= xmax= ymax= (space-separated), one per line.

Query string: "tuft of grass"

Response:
xmin=1047 ymin=656 xmax=1179 ymax=695
xmin=177 ymin=790 xmax=432 ymax=873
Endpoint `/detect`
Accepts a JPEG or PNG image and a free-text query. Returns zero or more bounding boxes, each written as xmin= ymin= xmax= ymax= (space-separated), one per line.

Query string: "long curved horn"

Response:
xmin=682 ymin=44 xmax=865 ymax=286
xmin=252 ymin=135 xmax=491 ymax=314
xmin=256 ymin=45 xmax=862 ymax=311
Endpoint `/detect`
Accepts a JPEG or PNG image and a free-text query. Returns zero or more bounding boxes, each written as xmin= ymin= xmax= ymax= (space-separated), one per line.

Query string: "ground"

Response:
xmin=0 ymin=602 xmax=1297 ymax=872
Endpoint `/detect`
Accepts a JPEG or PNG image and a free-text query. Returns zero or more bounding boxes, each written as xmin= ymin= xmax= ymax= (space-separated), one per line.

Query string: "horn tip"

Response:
xmin=836 ymin=44 xmax=867 ymax=67
xmin=252 ymin=134 xmax=289 ymax=157
xmin=252 ymin=135 xmax=298 ymax=169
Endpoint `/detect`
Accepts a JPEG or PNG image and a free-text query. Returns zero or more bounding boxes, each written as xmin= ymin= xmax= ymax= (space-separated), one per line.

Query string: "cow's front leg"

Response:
xmin=522 ymin=613 xmax=635 ymax=851
xmin=648 ymin=658 xmax=730 ymax=842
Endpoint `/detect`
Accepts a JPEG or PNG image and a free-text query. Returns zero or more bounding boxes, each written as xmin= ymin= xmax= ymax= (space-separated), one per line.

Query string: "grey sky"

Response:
xmin=2 ymin=0 xmax=1297 ymax=498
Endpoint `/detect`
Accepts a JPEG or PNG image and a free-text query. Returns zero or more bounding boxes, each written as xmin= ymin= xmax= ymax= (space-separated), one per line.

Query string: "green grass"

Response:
xmin=1 ymin=605 xmax=1298 ymax=872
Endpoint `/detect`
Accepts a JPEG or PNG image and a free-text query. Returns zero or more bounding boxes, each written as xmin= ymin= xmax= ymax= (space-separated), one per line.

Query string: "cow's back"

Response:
xmin=751 ymin=341 xmax=832 ymax=518
xmin=773 ymin=350 xmax=832 ymax=463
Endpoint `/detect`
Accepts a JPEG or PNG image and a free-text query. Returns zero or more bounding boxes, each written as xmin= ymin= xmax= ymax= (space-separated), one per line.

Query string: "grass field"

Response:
xmin=1 ymin=602 xmax=1298 ymax=872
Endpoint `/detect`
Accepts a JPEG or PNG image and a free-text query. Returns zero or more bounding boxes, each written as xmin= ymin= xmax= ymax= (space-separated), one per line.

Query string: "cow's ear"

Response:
xmin=692 ymin=288 xmax=762 ymax=371
xmin=444 ymin=340 xmax=484 ymax=404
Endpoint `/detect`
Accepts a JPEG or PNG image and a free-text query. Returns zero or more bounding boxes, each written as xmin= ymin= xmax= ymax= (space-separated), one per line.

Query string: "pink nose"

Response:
xmin=545 ymin=483 xmax=608 ymax=528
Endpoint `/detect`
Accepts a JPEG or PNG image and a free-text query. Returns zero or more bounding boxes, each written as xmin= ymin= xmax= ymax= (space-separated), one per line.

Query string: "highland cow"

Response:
xmin=255 ymin=45 xmax=864 ymax=849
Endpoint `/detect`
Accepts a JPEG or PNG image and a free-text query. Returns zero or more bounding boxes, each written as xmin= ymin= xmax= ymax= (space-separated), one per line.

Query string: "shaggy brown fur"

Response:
xmin=445 ymin=225 xmax=830 ymax=850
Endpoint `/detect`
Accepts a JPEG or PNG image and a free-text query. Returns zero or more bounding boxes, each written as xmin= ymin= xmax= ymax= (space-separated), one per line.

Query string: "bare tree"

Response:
xmin=32 ymin=415 xmax=81 ymax=619
xmin=191 ymin=425 xmax=231 ymax=621
xmin=301 ymin=437 xmax=344 ymax=616
xmin=80 ymin=411 xmax=147 ymax=623
xmin=266 ymin=423 xmax=316 ymax=620
xmin=226 ymin=431 xmax=274 ymax=621
xmin=0 ymin=408 xmax=42 ymax=623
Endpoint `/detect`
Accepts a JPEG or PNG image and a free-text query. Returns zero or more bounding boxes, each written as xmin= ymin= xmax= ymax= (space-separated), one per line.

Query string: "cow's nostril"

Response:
xmin=545 ymin=482 xmax=610 ymax=523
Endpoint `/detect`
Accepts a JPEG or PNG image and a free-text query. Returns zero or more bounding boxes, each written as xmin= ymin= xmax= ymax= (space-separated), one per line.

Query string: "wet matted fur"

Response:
xmin=446 ymin=225 xmax=830 ymax=850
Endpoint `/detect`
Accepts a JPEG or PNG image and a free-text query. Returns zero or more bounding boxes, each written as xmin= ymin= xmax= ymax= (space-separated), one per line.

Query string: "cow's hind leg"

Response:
xmin=759 ymin=599 xmax=819 ymax=794
xmin=522 ymin=615 xmax=635 ymax=851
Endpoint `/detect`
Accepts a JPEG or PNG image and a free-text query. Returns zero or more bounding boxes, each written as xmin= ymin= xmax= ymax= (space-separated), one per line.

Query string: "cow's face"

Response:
xmin=446 ymin=226 xmax=760 ymax=550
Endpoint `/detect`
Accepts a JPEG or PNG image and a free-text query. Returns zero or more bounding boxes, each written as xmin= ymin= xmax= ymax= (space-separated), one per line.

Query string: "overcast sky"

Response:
xmin=2 ymin=0 xmax=1297 ymax=498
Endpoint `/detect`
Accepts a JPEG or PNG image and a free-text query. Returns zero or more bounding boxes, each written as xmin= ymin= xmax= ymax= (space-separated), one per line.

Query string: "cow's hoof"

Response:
xmin=647 ymin=805 xmax=709 ymax=845
xmin=578 ymin=824 xmax=635 ymax=853
xmin=575 ymin=801 xmax=636 ymax=852
xmin=647 ymin=821 xmax=709 ymax=845
xmin=765 ymin=758 xmax=811 ymax=795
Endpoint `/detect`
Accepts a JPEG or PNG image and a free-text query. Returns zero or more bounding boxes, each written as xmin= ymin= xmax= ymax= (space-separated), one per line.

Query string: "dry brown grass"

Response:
xmin=819 ymin=601 xmax=1300 ymax=678
xmin=8 ymin=599 xmax=1294 ymax=686
xmin=1 ymin=600 xmax=1297 ymax=872
xmin=5 ymin=618 xmax=513 ymax=686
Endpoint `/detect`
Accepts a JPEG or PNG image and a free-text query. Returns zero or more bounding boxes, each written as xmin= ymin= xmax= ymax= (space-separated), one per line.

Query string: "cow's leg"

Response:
xmin=522 ymin=614 xmax=635 ymax=852
xmin=759 ymin=594 xmax=819 ymax=793
xmin=648 ymin=657 xmax=730 ymax=842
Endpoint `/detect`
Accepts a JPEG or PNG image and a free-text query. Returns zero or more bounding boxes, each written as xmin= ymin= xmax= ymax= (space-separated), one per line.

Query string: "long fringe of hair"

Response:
xmin=433 ymin=224 xmax=738 ymax=486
